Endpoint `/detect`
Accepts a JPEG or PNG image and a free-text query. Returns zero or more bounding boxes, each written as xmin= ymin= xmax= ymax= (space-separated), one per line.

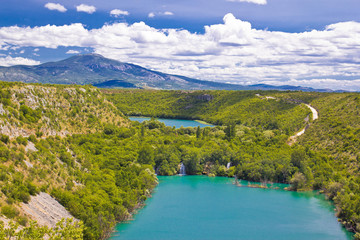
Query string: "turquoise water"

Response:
xmin=111 ymin=176 xmax=352 ymax=240
xmin=129 ymin=117 xmax=214 ymax=128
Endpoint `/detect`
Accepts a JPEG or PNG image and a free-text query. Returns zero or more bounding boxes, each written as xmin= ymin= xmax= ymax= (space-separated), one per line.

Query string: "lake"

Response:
xmin=129 ymin=117 xmax=214 ymax=128
xmin=110 ymin=176 xmax=352 ymax=240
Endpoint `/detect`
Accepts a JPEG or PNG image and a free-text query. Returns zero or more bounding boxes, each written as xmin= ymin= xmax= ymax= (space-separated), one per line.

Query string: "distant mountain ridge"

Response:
xmin=0 ymin=54 xmax=333 ymax=91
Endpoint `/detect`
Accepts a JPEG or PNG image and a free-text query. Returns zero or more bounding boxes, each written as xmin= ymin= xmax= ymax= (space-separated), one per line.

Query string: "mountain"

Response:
xmin=0 ymin=54 xmax=332 ymax=91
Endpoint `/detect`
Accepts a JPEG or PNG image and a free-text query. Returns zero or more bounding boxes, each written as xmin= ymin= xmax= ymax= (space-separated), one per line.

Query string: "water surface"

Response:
xmin=129 ymin=117 xmax=214 ymax=128
xmin=111 ymin=176 xmax=352 ymax=240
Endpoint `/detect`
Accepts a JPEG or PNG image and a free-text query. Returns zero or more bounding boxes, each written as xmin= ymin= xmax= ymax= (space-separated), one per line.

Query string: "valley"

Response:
xmin=0 ymin=82 xmax=360 ymax=239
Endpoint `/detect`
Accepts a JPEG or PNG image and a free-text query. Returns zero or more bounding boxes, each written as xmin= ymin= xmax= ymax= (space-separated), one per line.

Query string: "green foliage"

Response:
xmin=19 ymin=105 xmax=42 ymax=123
xmin=1 ymin=205 xmax=19 ymax=219
xmin=289 ymin=172 xmax=306 ymax=191
xmin=16 ymin=136 xmax=28 ymax=146
xmin=1 ymin=84 xmax=360 ymax=238
xmin=0 ymin=218 xmax=83 ymax=240
xmin=0 ymin=135 xmax=9 ymax=144
xmin=0 ymin=144 xmax=10 ymax=162
xmin=105 ymin=89 xmax=310 ymax=134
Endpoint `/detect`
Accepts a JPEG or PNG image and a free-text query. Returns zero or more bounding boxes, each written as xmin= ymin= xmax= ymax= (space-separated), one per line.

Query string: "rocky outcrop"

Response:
xmin=21 ymin=192 xmax=76 ymax=228
xmin=0 ymin=121 xmax=33 ymax=138
xmin=25 ymin=141 xmax=38 ymax=152
xmin=195 ymin=94 xmax=213 ymax=101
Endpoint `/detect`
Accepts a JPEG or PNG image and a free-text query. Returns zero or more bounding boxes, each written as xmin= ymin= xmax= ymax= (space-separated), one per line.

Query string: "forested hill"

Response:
xmin=2 ymin=83 xmax=360 ymax=240
xmin=0 ymin=82 xmax=158 ymax=239
xmin=0 ymin=81 xmax=127 ymax=138
xmin=105 ymin=89 xmax=360 ymax=238
xmin=104 ymin=89 xmax=312 ymax=134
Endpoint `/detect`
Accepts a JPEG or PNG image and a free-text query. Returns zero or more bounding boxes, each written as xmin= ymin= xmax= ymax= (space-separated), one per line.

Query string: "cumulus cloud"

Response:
xmin=110 ymin=9 xmax=129 ymax=17
xmin=227 ymin=0 xmax=267 ymax=5
xmin=76 ymin=4 xmax=96 ymax=14
xmin=66 ymin=50 xmax=80 ymax=54
xmin=148 ymin=12 xmax=155 ymax=18
xmin=0 ymin=56 xmax=40 ymax=66
xmin=0 ymin=13 xmax=360 ymax=90
xmin=164 ymin=11 xmax=174 ymax=16
xmin=44 ymin=3 xmax=67 ymax=12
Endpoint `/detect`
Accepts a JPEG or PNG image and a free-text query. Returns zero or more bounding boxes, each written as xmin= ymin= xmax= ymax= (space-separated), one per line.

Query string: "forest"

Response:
xmin=1 ymin=83 xmax=360 ymax=239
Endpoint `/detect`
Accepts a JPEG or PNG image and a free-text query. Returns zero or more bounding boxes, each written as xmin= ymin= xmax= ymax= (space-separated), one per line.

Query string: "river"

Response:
xmin=129 ymin=117 xmax=214 ymax=128
xmin=110 ymin=176 xmax=352 ymax=240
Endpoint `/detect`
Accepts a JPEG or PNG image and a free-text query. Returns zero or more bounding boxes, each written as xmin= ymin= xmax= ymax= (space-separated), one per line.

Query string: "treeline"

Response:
xmin=103 ymin=89 xmax=311 ymax=135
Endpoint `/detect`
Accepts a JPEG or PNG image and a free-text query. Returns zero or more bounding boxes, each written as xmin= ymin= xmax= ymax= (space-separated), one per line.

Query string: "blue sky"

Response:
xmin=0 ymin=0 xmax=360 ymax=90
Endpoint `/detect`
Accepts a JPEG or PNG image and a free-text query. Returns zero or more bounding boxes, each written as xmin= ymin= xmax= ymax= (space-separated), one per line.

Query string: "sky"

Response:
xmin=0 ymin=0 xmax=360 ymax=90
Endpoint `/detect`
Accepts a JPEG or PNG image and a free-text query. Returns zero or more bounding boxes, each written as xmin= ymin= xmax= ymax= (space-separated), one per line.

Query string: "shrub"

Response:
xmin=16 ymin=136 xmax=28 ymax=146
xmin=0 ymin=134 xmax=9 ymax=144
xmin=1 ymin=205 xmax=19 ymax=219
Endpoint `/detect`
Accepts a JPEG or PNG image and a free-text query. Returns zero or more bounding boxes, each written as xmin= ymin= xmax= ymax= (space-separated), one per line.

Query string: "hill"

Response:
xmin=106 ymin=89 xmax=360 ymax=237
xmin=0 ymin=54 xmax=330 ymax=91
xmin=103 ymin=89 xmax=312 ymax=135
xmin=0 ymin=81 xmax=158 ymax=239
xmin=1 ymin=83 xmax=360 ymax=239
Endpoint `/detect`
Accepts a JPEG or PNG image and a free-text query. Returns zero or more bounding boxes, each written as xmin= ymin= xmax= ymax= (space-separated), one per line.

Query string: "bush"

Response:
xmin=0 ymin=134 xmax=9 ymax=144
xmin=19 ymin=105 xmax=42 ymax=123
xmin=16 ymin=136 xmax=28 ymax=146
xmin=1 ymin=205 xmax=19 ymax=219
xmin=27 ymin=135 xmax=37 ymax=144
xmin=0 ymin=145 xmax=10 ymax=162
xmin=16 ymin=215 xmax=28 ymax=226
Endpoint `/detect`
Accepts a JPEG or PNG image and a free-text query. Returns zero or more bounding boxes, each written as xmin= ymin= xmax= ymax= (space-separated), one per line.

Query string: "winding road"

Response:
xmin=288 ymin=103 xmax=318 ymax=145
xmin=255 ymin=94 xmax=319 ymax=144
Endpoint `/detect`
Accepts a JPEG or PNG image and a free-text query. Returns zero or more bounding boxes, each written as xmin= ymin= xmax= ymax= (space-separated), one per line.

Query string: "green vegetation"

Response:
xmin=104 ymin=89 xmax=311 ymax=134
xmin=106 ymin=89 xmax=360 ymax=238
xmin=1 ymin=82 xmax=360 ymax=239
xmin=0 ymin=219 xmax=83 ymax=240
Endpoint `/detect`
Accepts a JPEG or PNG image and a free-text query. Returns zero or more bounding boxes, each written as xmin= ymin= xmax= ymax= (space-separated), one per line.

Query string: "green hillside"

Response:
xmin=106 ymin=89 xmax=360 ymax=238
xmin=104 ymin=89 xmax=312 ymax=135
xmin=1 ymin=83 xmax=360 ymax=239
xmin=0 ymin=82 xmax=157 ymax=239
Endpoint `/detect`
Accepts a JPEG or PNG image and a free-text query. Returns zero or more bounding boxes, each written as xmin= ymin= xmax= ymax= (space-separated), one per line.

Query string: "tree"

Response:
xmin=196 ymin=126 xmax=201 ymax=139
xmin=290 ymin=172 xmax=306 ymax=191
xmin=137 ymin=145 xmax=155 ymax=165
xmin=291 ymin=148 xmax=306 ymax=169
xmin=225 ymin=122 xmax=236 ymax=141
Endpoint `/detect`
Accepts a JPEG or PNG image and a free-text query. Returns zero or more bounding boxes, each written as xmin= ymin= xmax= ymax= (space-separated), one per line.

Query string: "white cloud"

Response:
xmin=0 ymin=56 xmax=40 ymax=66
xmin=227 ymin=0 xmax=267 ymax=5
xmin=148 ymin=11 xmax=174 ymax=18
xmin=110 ymin=9 xmax=129 ymax=17
xmin=44 ymin=3 xmax=67 ymax=12
xmin=0 ymin=13 xmax=360 ymax=90
xmin=262 ymin=79 xmax=360 ymax=91
xmin=66 ymin=50 xmax=80 ymax=54
xmin=76 ymin=4 xmax=96 ymax=14
xmin=34 ymin=48 xmax=40 ymax=52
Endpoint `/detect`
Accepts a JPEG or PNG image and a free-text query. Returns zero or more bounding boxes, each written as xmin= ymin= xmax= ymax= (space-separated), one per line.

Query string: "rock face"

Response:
xmin=195 ymin=94 xmax=213 ymax=101
xmin=21 ymin=192 xmax=75 ymax=228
